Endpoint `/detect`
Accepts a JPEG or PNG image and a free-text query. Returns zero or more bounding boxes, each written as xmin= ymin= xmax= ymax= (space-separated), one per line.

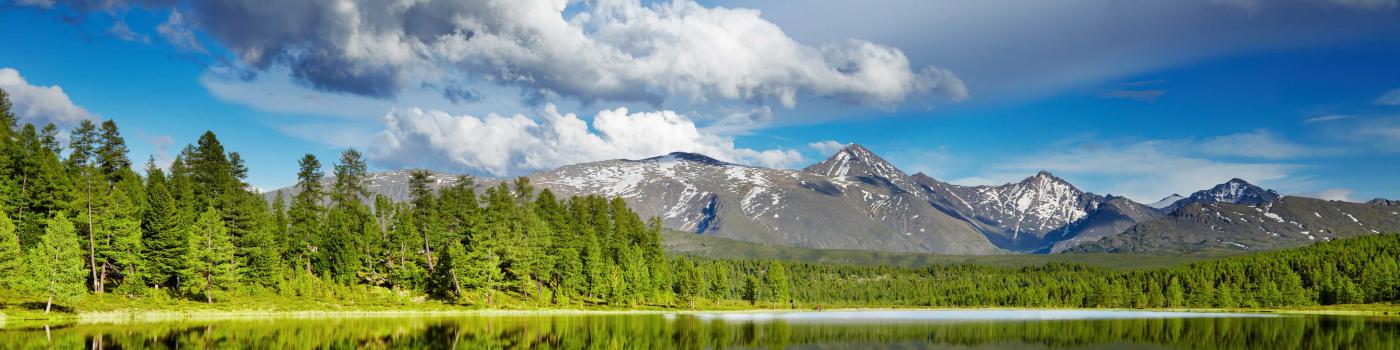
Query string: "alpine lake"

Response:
xmin=1 ymin=309 xmax=1396 ymax=349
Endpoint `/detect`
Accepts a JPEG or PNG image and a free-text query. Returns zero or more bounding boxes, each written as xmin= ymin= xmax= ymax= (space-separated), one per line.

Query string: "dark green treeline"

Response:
xmin=0 ymin=87 xmax=1398 ymax=312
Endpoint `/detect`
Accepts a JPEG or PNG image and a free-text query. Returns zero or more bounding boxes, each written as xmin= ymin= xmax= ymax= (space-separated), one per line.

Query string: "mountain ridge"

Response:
xmin=267 ymin=145 xmax=1395 ymax=256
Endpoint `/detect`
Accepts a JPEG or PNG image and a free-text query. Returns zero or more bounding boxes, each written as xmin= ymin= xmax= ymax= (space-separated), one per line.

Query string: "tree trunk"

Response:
xmin=451 ymin=270 xmax=463 ymax=299
xmin=45 ymin=295 xmax=53 ymax=313
xmin=422 ymin=231 xmax=434 ymax=272
xmin=87 ymin=174 xmax=100 ymax=294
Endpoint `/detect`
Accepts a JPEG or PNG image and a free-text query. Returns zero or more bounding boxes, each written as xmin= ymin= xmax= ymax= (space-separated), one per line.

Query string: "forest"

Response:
xmin=0 ymin=87 xmax=1397 ymax=314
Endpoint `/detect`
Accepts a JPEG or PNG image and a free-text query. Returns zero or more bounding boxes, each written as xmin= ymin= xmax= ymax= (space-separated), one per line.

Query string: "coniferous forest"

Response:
xmin=0 ymin=87 xmax=1398 ymax=315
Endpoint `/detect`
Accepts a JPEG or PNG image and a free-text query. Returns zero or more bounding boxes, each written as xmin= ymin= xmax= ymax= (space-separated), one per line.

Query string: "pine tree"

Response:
xmin=182 ymin=207 xmax=238 ymax=303
xmin=28 ymin=213 xmax=85 ymax=313
xmin=289 ymin=154 xmax=324 ymax=275
xmin=67 ymin=120 xmax=103 ymax=293
xmin=407 ymin=170 xmax=438 ymax=271
xmin=95 ymin=120 xmax=131 ymax=183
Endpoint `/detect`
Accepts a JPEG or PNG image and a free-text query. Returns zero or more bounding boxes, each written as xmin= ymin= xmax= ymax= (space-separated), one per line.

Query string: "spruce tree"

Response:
xmin=142 ymin=160 xmax=186 ymax=288
xmin=182 ymin=207 xmax=238 ymax=303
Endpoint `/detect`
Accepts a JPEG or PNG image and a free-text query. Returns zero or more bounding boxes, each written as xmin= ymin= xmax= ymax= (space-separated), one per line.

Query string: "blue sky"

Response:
xmin=1 ymin=0 xmax=1398 ymax=203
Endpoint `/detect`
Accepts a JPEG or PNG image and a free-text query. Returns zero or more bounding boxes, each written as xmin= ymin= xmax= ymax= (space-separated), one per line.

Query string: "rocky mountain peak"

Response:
xmin=1149 ymin=194 xmax=1185 ymax=209
xmin=1166 ymin=178 xmax=1281 ymax=212
xmin=803 ymin=143 xmax=909 ymax=184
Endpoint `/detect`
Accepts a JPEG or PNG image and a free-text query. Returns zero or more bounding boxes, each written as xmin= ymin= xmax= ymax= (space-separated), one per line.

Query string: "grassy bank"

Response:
xmin=4 ymin=294 xmax=1397 ymax=329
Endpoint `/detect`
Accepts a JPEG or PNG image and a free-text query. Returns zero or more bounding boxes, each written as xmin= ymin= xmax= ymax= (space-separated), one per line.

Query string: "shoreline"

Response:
xmin=2 ymin=304 xmax=1395 ymax=328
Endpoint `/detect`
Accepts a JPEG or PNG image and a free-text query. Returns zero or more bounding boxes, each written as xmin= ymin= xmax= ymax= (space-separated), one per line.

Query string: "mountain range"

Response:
xmin=269 ymin=144 xmax=1400 ymax=255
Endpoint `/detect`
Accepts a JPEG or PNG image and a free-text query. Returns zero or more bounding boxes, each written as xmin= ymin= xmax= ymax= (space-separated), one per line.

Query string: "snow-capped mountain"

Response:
xmin=533 ymin=150 xmax=1001 ymax=254
xmin=1164 ymin=178 xmax=1280 ymax=212
xmin=267 ymin=147 xmax=1394 ymax=256
xmin=1149 ymin=194 xmax=1185 ymax=209
xmin=916 ymin=171 xmax=1157 ymax=252
xmin=803 ymin=144 xmax=918 ymax=192
xmin=1071 ymin=180 xmax=1400 ymax=253
xmin=1073 ymin=196 xmax=1400 ymax=253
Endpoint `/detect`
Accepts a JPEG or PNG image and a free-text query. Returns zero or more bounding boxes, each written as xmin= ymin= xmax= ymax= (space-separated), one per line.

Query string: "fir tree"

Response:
xmin=142 ymin=160 xmax=185 ymax=288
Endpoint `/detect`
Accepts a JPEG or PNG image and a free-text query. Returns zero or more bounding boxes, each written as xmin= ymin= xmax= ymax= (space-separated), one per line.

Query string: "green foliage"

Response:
xmin=0 ymin=212 xmax=21 ymax=291
xmin=181 ymin=207 xmax=239 ymax=302
xmin=26 ymin=213 xmax=86 ymax=312
xmin=0 ymin=114 xmax=1397 ymax=312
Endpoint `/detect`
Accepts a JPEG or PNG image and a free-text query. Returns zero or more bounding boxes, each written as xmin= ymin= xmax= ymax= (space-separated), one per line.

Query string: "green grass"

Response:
xmin=663 ymin=231 xmax=1239 ymax=269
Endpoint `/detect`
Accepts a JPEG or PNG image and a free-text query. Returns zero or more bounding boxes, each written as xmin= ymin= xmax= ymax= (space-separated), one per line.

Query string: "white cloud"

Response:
xmin=108 ymin=21 xmax=149 ymax=43
xmin=977 ymin=139 xmax=1300 ymax=202
xmin=156 ymin=10 xmax=205 ymax=53
xmin=0 ymin=67 xmax=96 ymax=126
xmin=808 ymin=140 xmax=848 ymax=155
xmin=1376 ymin=88 xmax=1400 ymax=106
xmin=1193 ymin=129 xmax=1310 ymax=159
xmin=371 ymin=104 xmax=803 ymax=176
xmin=1296 ymin=188 xmax=1354 ymax=202
xmin=1305 ymin=114 xmax=1355 ymax=123
xmin=34 ymin=0 xmax=963 ymax=109
xmin=701 ymin=106 xmax=774 ymax=136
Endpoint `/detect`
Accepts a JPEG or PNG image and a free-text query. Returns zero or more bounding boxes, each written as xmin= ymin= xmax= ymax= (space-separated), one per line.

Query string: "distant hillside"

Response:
xmin=662 ymin=230 xmax=1232 ymax=270
xmin=1071 ymin=196 xmax=1400 ymax=253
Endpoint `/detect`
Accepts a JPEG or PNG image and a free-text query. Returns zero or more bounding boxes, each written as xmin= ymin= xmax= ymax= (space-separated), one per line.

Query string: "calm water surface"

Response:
xmin=1 ymin=310 xmax=1396 ymax=349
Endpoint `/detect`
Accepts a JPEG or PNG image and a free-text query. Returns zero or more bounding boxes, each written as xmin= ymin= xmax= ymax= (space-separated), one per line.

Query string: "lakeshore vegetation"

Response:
xmin=0 ymin=87 xmax=1398 ymax=318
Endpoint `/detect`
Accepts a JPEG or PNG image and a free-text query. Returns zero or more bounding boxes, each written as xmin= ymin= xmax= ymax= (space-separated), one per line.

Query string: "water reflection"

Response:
xmin=0 ymin=311 xmax=1396 ymax=349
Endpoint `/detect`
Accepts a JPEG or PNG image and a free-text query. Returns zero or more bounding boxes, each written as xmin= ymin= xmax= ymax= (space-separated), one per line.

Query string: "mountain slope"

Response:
xmin=1149 ymin=194 xmax=1185 ymax=209
xmin=533 ymin=150 xmax=1003 ymax=254
xmin=1071 ymin=196 xmax=1400 ymax=253
xmin=915 ymin=171 xmax=1159 ymax=252
xmin=1164 ymin=178 xmax=1280 ymax=212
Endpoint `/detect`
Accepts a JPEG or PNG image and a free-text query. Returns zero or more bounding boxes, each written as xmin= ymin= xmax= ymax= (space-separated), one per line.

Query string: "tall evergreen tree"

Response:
xmin=408 ymin=170 xmax=438 ymax=271
xmin=96 ymin=120 xmax=131 ymax=183
xmin=67 ymin=120 xmax=103 ymax=293
xmin=182 ymin=207 xmax=238 ymax=303
xmin=142 ymin=160 xmax=185 ymax=288
xmin=289 ymin=154 xmax=324 ymax=274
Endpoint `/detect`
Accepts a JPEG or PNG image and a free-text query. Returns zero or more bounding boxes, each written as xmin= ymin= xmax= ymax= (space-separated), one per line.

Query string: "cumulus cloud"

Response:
xmin=371 ymin=104 xmax=803 ymax=176
xmin=24 ymin=0 xmax=964 ymax=108
xmin=1377 ymin=88 xmax=1400 ymax=106
xmin=808 ymin=140 xmax=848 ymax=155
xmin=0 ymin=67 xmax=96 ymax=126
